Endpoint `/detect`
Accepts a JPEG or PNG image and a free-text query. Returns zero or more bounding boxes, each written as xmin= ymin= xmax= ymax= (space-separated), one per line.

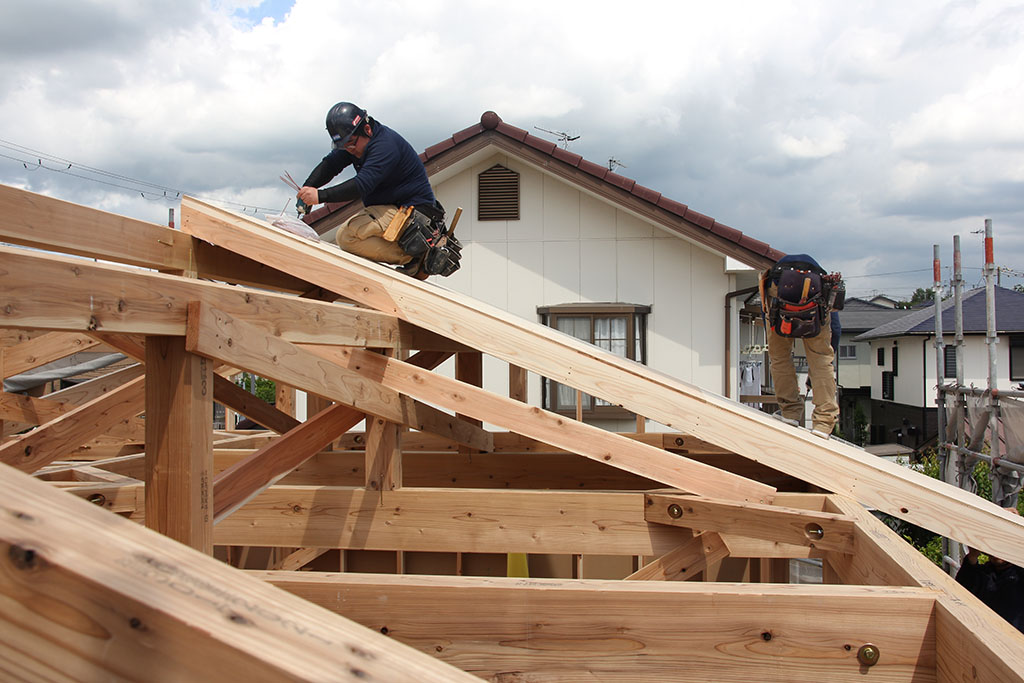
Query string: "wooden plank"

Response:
xmin=307 ymin=345 xmax=773 ymax=503
xmin=0 ymin=390 xmax=70 ymax=424
xmin=365 ymin=415 xmax=402 ymax=491
xmin=186 ymin=302 xmax=492 ymax=452
xmin=213 ymin=373 xmax=300 ymax=434
xmin=213 ymin=404 xmax=364 ymax=523
xmin=821 ymin=494 xmax=1024 ymax=682
xmin=2 ymin=331 xmax=101 ymax=378
xmin=625 ymin=531 xmax=729 ymax=581
xmin=0 ymin=245 xmax=412 ymax=348
xmin=42 ymin=362 xmax=144 ymax=407
xmin=645 ymin=493 xmax=855 ymax=554
xmin=213 ymin=350 xmax=454 ymax=523
xmin=260 ymin=572 xmax=938 ymax=682
xmin=0 ymin=184 xmax=193 ymax=270
xmin=270 ymin=547 xmax=330 ymax=571
xmin=216 ymin=487 xmax=691 ymax=555
xmin=0 ymin=375 xmax=145 ymax=472
xmin=145 ymin=336 xmax=213 ymax=553
xmin=0 ymin=455 xmax=478 ymax=681
xmin=178 ymin=195 xmax=1024 ymax=566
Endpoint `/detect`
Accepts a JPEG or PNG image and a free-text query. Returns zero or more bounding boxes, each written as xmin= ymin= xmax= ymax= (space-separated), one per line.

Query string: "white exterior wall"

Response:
xmin=433 ymin=152 xmax=730 ymax=431
xmin=836 ymin=334 xmax=873 ymax=390
xmin=868 ymin=335 xmax=1019 ymax=407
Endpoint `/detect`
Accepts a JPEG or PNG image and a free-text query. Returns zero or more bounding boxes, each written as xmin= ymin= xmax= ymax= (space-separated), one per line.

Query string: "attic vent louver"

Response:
xmin=478 ymin=164 xmax=519 ymax=221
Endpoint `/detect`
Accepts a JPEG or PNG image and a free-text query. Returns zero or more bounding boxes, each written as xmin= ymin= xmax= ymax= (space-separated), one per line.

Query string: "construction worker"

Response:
xmin=761 ymin=253 xmax=843 ymax=437
xmin=296 ymin=102 xmax=452 ymax=277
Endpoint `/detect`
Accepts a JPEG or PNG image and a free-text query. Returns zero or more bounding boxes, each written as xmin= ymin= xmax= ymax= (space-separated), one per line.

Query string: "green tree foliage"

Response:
xmin=235 ymin=373 xmax=276 ymax=404
xmin=897 ymin=288 xmax=934 ymax=309
xmin=883 ymin=450 xmax=1022 ymax=566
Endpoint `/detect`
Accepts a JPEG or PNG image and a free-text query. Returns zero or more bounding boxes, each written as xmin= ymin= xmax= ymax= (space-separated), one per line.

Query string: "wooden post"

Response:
xmin=145 ymin=336 xmax=213 ymax=553
xmin=456 ymin=352 xmax=483 ymax=455
xmin=509 ymin=363 xmax=527 ymax=403
xmin=275 ymin=383 xmax=295 ymax=418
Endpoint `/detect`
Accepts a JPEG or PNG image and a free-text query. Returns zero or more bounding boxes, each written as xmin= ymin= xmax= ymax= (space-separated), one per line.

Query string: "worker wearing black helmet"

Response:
xmin=297 ymin=102 xmax=447 ymax=275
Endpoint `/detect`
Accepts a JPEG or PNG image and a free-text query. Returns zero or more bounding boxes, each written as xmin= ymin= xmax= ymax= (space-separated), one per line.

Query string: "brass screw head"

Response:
xmin=667 ymin=503 xmax=683 ymax=519
xmin=857 ymin=644 xmax=880 ymax=667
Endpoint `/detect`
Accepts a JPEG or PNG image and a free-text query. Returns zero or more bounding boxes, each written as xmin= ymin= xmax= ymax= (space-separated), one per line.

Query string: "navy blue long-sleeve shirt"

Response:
xmin=303 ymin=121 xmax=435 ymax=208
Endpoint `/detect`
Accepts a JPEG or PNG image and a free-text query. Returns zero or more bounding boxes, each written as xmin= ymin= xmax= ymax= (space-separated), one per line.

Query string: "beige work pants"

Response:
xmin=336 ymin=205 xmax=412 ymax=265
xmin=767 ymin=321 xmax=839 ymax=433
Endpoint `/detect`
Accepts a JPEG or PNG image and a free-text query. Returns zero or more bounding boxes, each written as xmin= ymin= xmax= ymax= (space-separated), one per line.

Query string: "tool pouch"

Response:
xmin=771 ymin=300 xmax=822 ymax=338
xmin=770 ymin=267 xmax=824 ymax=338
xmin=398 ymin=207 xmax=463 ymax=277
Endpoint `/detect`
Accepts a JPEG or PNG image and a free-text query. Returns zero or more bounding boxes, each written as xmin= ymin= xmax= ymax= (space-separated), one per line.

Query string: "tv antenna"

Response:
xmin=608 ymin=157 xmax=627 ymax=172
xmin=534 ymin=126 xmax=580 ymax=149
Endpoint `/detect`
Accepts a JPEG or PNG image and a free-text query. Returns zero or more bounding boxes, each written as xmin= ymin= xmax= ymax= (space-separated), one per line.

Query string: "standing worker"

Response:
xmin=761 ymin=253 xmax=844 ymax=438
xmin=296 ymin=102 xmax=460 ymax=278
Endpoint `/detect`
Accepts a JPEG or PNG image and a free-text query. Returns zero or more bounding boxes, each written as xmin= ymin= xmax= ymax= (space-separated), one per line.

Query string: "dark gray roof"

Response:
xmin=837 ymin=298 xmax=915 ymax=333
xmin=855 ymin=286 xmax=1024 ymax=341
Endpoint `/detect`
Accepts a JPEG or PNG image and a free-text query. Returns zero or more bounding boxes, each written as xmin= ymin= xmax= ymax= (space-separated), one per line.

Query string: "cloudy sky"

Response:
xmin=2 ymin=0 xmax=1022 ymax=299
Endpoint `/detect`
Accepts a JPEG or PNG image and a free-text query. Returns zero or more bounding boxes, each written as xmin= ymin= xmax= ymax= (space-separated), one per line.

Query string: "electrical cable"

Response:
xmin=0 ymin=140 xmax=281 ymax=214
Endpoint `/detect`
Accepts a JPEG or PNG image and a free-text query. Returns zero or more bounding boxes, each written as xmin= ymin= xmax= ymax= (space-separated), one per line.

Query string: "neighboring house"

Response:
xmin=869 ymin=294 xmax=900 ymax=309
xmin=854 ymin=286 xmax=1024 ymax=448
xmin=307 ymin=111 xmax=783 ymax=431
xmin=834 ymin=298 xmax=916 ymax=443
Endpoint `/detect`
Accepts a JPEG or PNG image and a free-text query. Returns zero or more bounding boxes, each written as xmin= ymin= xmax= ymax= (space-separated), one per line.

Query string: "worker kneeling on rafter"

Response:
xmin=296 ymin=102 xmax=461 ymax=279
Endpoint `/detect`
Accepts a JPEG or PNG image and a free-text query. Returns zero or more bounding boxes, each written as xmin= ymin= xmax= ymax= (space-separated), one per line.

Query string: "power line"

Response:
xmin=0 ymin=139 xmax=281 ymax=214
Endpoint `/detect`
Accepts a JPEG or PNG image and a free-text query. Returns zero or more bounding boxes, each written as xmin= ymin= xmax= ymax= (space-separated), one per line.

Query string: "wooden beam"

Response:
xmin=0 ymin=184 xmax=193 ymax=270
xmin=0 ymin=457 xmax=477 ymax=681
xmin=0 ymin=375 xmax=145 ymax=472
xmin=178 ymin=195 xmax=1024 ymax=566
xmin=0 ymin=245 xmax=419 ymax=349
xmin=0 ymin=391 xmax=70 ymax=425
xmin=821 ymin=494 xmax=1024 ymax=682
xmin=145 ymin=337 xmax=213 ymax=553
xmin=260 ymin=572 xmax=939 ymax=682
xmin=42 ymin=362 xmax=144 ymax=406
xmin=185 ymin=302 xmax=492 ymax=452
xmin=308 ymin=346 xmax=773 ymax=503
xmin=213 ymin=404 xmax=363 ymax=523
xmin=645 ymin=493 xmax=855 ymax=554
xmin=216 ymin=487 xmax=691 ymax=555
xmin=212 ymin=350 xmax=454 ymax=523
xmin=1 ymin=331 xmax=101 ymax=378
xmin=270 ymin=547 xmax=330 ymax=571
xmin=625 ymin=531 xmax=729 ymax=581
xmin=213 ymin=374 xmax=300 ymax=434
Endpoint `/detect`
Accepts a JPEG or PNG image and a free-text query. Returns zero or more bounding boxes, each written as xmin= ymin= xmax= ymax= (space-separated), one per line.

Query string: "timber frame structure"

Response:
xmin=1 ymin=183 xmax=1023 ymax=681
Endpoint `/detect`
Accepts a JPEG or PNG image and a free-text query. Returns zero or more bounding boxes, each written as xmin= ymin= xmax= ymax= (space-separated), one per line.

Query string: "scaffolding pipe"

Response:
xmin=943 ymin=443 xmax=1024 ymax=476
xmin=933 ymin=245 xmax=946 ymax=469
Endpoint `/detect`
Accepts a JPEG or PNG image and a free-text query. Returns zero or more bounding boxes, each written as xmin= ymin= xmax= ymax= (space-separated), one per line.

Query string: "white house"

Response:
xmin=854 ymin=286 xmax=1024 ymax=447
xmin=308 ymin=111 xmax=783 ymax=431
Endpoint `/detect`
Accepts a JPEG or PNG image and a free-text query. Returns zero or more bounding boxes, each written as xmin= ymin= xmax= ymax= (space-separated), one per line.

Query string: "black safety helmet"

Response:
xmin=326 ymin=102 xmax=368 ymax=150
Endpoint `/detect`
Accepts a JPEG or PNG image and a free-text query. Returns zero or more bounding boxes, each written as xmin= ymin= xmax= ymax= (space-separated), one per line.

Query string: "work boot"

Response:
xmin=397 ymin=254 xmax=429 ymax=280
xmin=771 ymin=412 xmax=800 ymax=427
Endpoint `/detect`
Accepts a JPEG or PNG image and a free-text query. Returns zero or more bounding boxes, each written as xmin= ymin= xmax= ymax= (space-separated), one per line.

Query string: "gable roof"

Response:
xmin=307 ymin=111 xmax=785 ymax=269
xmin=855 ymin=286 xmax=1024 ymax=341
xmin=837 ymin=297 xmax=916 ymax=334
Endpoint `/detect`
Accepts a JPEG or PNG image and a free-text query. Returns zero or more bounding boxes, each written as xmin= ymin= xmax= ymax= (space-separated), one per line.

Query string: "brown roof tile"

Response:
xmin=495 ymin=121 xmax=528 ymax=142
xmin=656 ymin=196 xmax=688 ymax=215
xmin=683 ymin=208 xmax=715 ymax=230
xmin=710 ymin=221 xmax=742 ymax=242
xmin=577 ymin=158 xmax=610 ymax=180
xmin=605 ymin=171 xmax=636 ymax=192
xmin=424 ymin=138 xmax=456 ymax=158
xmin=452 ymin=123 xmax=484 ymax=145
xmin=631 ymin=184 xmax=662 ymax=204
xmin=523 ymin=134 xmax=557 ymax=155
xmin=551 ymin=146 xmax=583 ymax=167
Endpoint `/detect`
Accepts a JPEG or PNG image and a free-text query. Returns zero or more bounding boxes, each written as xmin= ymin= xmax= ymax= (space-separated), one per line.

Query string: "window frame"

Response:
xmin=1011 ymin=335 xmax=1024 ymax=381
xmin=538 ymin=303 xmax=650 ymax=420
xmin=877 ymin=347 xmax=885 ymax=366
